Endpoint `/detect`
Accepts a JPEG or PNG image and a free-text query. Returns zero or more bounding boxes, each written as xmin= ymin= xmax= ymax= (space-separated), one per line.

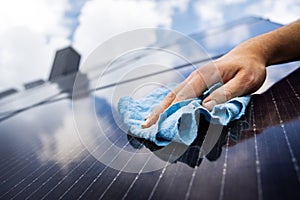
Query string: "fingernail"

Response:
xmin=141 ymin=120 xmax=149 ymax=128
xmin=203 ymin=100 xmax=216 ymax=111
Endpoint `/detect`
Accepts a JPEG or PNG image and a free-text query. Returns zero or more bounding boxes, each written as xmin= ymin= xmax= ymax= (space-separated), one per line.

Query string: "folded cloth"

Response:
xmin=118 ymin=83 xmax=250 ymax=146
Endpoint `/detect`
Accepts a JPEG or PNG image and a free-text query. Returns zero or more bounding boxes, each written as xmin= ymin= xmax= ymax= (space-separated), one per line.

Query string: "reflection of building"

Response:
xmin=1 ymin=17 xmax=300 ymax=200
xmin=0 ymin=46 xmax=88 ymax=122
xmin=49 ymin=47 xmax=89 ymax=99
xmin=0 ymin=46 xmax=82 ymax=100
xmin=24 ymin=79 xmax=45 ymax=90
xmin=0 ymin=88 xmax=18 ymax=99
xmin=49 ymin=47 xmax=81 ymax=81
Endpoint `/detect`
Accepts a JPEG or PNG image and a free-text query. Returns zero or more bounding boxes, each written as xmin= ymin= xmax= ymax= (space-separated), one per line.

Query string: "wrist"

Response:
xmin=232 ymin=37 xmax=271 ymax=66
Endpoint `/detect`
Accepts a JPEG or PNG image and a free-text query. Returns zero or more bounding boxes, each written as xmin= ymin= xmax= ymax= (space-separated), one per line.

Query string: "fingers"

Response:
xmin=141 ymin=104 xmax=165 ymax=128
xmin=142 ymin=82 xmax=200 ymax=128
xmin=141 ymin=81 xmax=187 ymax=128
xmin=141 ymin=63 xmax=222 ymax=128
xmin=202 ymin=73 xmax=246 ymax=111
xmin=169 ymin=64 xmax=221 ymax=104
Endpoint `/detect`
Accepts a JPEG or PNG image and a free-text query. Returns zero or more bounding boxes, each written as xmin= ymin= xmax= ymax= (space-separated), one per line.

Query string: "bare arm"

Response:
xmin=142 ymin=19 xmax=300 ymax=128
xmin=250 ymin=19 xmax=300 ymax=65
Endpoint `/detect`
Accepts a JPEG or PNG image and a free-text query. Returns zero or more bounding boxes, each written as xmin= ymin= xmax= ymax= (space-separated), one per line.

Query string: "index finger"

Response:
xmin=141 ymin=62 xmax=221 ymax=128
xmin=141 ymin=82 xmax=186 ymax=128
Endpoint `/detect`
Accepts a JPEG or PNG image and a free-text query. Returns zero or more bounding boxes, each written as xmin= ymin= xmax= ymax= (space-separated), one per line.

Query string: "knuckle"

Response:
xmin=147 ymin=114 xmax=156 ymax=123
xmin=240 ymin=68 xmax=262 ymax=84
xmin=223 ymin=86 xmax=234 ymax=100
xmin=190 ymin=70 xmax=203 ymax=81
xmin=243 ymin=73 xmax=256 ymax=84
xmin=240 ymin=73 xmax=260 ymax=93
xmin=166 ymin=92 xmax=176 ymax=100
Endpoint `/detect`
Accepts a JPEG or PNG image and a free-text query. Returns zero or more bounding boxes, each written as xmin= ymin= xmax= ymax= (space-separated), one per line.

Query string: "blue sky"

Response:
xmin=0 ymin=0 xmax=299 ymax=90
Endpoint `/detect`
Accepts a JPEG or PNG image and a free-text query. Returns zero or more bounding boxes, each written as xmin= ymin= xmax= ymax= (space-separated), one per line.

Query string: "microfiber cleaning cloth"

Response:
xmin=118 ymin=83 xmax=250 ymax=146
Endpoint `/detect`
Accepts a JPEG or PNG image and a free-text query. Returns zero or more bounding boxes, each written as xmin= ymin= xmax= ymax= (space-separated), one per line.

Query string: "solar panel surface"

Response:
xmin=0 ymin=17 xmax=300 ymax=200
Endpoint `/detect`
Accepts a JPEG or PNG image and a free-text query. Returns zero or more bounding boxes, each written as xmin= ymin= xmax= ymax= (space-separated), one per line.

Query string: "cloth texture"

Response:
xmin=118 ymin=83 xmax=250 ymax=146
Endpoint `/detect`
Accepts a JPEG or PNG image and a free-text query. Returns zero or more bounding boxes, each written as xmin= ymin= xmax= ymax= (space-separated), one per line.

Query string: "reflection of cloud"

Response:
xmin=255 ymin=62 xmax=300 ymax=94
xmin=0 ymin=0 xmax=72 ymax=90
xmin=0 ymin=0 xmax=70 ymax=36
xmin=16 ymin=98 xmax=85 ymax=168
xmin=81 ymin=28 xmax=206 ymax=104
xmin=1 ymin=0 xmax=299 ymax=92
xmin=194 ymin=0 xmax=249 ymax=29
xmin=246 ymin=0 xmax=300 ymax=24
xmin=73 ymin=0 xmax=189 ymax=59
xmin=203 ymin=24 xmax=250 ymax=51
xmin=37 ymin=109 xmax=84 ymax=168
xmin=0 ymin=96 xmax=85 ymax=169
xmin=194 ymin=0 xmax=300 ymax=31
xmin=194 ymin=1 xmax=224 ymax=29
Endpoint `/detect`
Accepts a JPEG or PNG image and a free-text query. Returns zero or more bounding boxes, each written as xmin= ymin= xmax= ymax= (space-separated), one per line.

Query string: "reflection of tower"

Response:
xmin=47 ymin=46 xmax=89 ymax=99
xmin=49 ymin=46 xmax=81 ymax=81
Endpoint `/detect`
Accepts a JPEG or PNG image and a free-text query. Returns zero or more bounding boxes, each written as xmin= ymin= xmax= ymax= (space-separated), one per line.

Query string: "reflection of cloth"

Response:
xmin=118 ymin=83 xmax=250 ymax=146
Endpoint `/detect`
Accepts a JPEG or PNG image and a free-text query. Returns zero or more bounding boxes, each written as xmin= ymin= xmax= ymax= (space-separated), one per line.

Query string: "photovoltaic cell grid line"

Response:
xmin=1 ymin=16 xmax=300 ymax=199
xmin=1 ymin=67 xmax=300 ymax=199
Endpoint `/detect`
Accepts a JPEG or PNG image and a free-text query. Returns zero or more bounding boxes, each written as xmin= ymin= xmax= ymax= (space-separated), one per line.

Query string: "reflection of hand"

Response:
xmin=142 ymin=19 xmax=300 ymax=128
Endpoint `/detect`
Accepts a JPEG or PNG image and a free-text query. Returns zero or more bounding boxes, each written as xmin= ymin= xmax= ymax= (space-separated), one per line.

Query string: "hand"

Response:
xmin=141 ymin=44 xmax=267 ymax=128
xmin=142 ymin=19 xmax=300 ymax=128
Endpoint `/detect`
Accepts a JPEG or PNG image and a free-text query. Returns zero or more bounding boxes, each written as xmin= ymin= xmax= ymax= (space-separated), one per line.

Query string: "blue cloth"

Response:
xmin=118 ymin=83 xmax=250 ymax=146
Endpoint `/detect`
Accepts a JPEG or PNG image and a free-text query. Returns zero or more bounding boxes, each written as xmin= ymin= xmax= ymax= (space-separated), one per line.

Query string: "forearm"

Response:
xmin=231 ymin=19 xmax=300 ymax=66
xmin=142 ymin=19 xmax=300 ymax=127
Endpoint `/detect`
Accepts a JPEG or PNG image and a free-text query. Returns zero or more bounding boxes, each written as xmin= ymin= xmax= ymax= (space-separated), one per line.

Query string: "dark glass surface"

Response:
xmin=1 ymin=17 xmax=300 ymax=200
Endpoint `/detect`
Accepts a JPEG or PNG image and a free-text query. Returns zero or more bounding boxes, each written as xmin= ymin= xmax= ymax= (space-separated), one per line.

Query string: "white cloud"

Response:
xmin=247 ymin=0 xmax=300 ymax=24
xmin=73 ymin=0 xmax=189 ymax=60
xmin=203 ymin=24 xmax=250 ymax=51
xmin=194 ymin=1 xmax=224 ymax=29
xmin=193 ymin=0 xmax=248 ymax=29
xmin=224 ymin=0 xmax=246 ymax=3
xmin=1 ymin=0 xmax=298 ymax=91
xmin=0 ymin=0 xmax=72 ymax=90
xmin=0 ymin=0 xmax=190 ymax=91
xmin=0 ymin=0 xmax=70 ymax=36
xmin=194 ymin=0 xmax=300 ymax=31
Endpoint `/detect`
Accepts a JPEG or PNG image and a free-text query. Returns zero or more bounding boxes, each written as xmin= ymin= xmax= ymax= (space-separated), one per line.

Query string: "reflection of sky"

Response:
xmin=1 ymin=15 xmax=300 ymax=197
xmin=1 ymin=4 xmax=300 ymax=197
xmin=0 ymin=15 xmax=299 ymax=170
xmin=1 ymin=0 xmax=300 ymax=90
xmin=256 ymin=61 xmax=300 ymax=94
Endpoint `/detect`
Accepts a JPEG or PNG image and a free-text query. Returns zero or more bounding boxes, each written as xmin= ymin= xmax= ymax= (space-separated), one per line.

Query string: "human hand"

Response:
xmin=141 ymin=44 xmax=267 ymax=128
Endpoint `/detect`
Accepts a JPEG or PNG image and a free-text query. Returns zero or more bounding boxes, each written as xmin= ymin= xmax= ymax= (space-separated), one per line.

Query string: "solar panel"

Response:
xmin=0 ymin=17 xmax=300 ymax=200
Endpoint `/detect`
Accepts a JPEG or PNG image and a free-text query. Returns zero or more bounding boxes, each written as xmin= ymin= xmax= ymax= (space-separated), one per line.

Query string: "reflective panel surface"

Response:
xmin=0 ymin=17 xmax=300 ymax=200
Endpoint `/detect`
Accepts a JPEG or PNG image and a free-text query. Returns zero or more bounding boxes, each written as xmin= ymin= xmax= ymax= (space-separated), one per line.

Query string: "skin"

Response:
xmin=142 ymin=19 xmax=300 ymax=128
